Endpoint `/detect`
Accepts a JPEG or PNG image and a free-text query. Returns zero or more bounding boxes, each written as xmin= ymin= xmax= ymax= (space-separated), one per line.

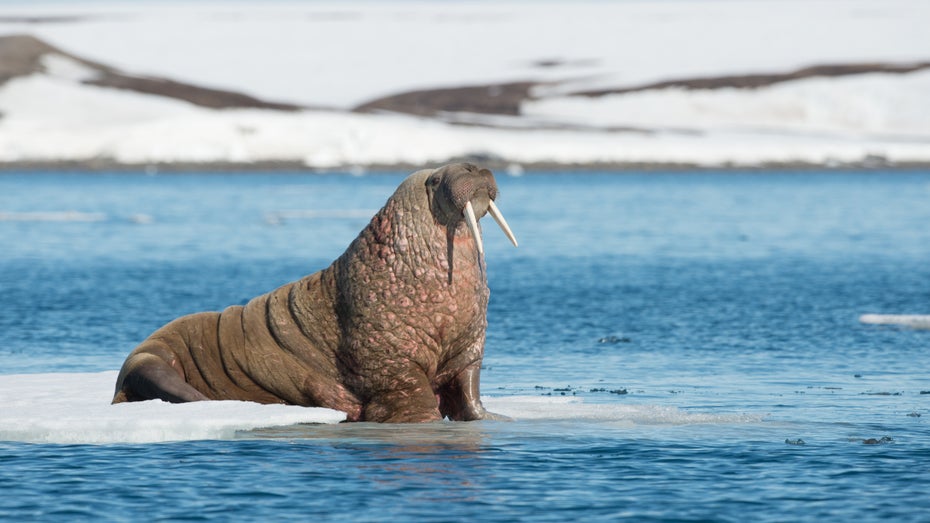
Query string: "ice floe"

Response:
xmin=0 ymin=372 xmax=759 ymax=444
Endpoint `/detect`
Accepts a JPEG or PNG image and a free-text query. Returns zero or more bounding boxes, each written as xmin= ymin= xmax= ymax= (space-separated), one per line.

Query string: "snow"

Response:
xmin=0 ymin=0 xmax=929 ymax=167
xmin=2 ymin=69 xmax=928 ymax=168
xmin=3 ymin=0 xmax=926 ymax=108
xmin=0 ymin=372 xmax=757 ymax=444
xmin=524 ymin=71 xmax=930 ymax=139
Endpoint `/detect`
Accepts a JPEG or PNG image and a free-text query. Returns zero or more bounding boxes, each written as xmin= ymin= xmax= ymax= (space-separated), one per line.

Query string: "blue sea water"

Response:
xmin=1 ymin=170 xmax=929 ymax=522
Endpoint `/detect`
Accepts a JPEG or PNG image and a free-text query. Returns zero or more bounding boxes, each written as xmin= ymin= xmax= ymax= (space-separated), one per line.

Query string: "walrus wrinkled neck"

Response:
xmin=443 ymin=219 xmax=485 ymax=285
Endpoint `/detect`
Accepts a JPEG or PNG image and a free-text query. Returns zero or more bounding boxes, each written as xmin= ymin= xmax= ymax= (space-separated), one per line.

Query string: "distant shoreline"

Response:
xmin=2 ymin=158 xmax=930 ymax=175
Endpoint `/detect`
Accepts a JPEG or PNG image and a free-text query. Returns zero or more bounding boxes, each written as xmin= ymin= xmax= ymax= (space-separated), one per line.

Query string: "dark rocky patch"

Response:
xmin=354 ymin=81 xmax=536 ymax=117
xmin=0 ymin=15 xmax=85 ymax=24
xmin=0 ymin=34 xmax=303 ymax=111
xmin=353 ymin=59 xmax=930 ymax=121
xmin=85 ymin=72 xmax=303 ymax=111
xmin=861 ymin=436 xmax=894 ymax=445
xmin=528 ymin=58 xmax=599 ymax=69
xmin=598 ymin=335 xmax=632 ymax=344
xmin=0 ymin=34 xmax=59 ymax=85
xmin=573 ymin=61 xmax=930 ymax=97
xmin=350 ymin=60 xmax=930 ymax=132
xmin=532 ymin=59 xmax=565 ymax=68
xmin=6 ymin=158 xmax=930 ymax=173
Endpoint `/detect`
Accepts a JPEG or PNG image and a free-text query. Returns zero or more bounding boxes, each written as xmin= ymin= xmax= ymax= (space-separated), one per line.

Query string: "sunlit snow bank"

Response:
xmin=0 ymin=372 xmax=758 ymax=444
xmin=0 ymin=371 xmax=346 ymax=444
xmin=3 ymin=66 xmax=930 ymax=168
xmin=2 ymin=0 xmax=927 ymax=109
xmin=0 ymin=0 xmax=929 ymax=168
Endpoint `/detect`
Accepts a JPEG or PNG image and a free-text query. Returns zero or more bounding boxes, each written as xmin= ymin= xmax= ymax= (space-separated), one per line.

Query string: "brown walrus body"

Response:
xmin=112 ymin=163 xmax=517 ymax=422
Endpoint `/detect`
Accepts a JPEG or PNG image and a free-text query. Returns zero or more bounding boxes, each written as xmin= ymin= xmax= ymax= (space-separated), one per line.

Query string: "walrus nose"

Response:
xmin=463 ymin=200 xmax=518 ymax=255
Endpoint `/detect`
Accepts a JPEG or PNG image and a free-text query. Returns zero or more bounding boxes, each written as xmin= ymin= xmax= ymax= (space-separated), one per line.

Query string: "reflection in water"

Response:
xmin=246 ymin=421 xmax=495 ymax=503
xmin=248 ymin=419 xmax=490 ymax=448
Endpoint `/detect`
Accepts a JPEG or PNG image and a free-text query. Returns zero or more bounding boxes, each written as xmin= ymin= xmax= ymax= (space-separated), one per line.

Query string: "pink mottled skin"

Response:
xmin=112 ymin=163 xmax=508 ymax=423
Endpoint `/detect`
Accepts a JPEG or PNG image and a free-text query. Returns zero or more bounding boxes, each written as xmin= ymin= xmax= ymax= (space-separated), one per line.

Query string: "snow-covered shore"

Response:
xmin=1 ymin=0 xmax=928 ymax=170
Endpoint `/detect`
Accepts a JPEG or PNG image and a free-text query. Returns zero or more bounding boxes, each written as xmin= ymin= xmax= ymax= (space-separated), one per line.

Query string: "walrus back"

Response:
xmin=114 ymin=269 xmax=359 ymax=411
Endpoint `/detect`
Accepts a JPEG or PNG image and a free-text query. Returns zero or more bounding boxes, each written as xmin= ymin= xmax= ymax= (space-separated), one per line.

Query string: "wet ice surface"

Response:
xmin=0 ymin=371 xmax=764 ymax=444
xmin=1 ymin=171 xmax=929 ymax=522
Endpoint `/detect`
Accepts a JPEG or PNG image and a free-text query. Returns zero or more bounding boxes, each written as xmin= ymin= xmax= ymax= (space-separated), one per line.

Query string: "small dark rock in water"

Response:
xmin=921 ymin=391 xmax=930 ymax=395
xmin=610 ymin=388 xmax=628 ymax=395
xmin=785 ymin=438 xmax=806 ymax=446
xmin=589 ymin=387 xmax=607 ymax=393
xmin=862 ymin=436 xmax=894 ymax=445
xmin=598 ymin=336 xmax=632 ymax=344
xmin=854 ymin=374 xmax=863 ymax=378
xmin=860 ymin=391 xmax=901 ymax=396
xmin=907 ymin=412 xmax=921 ymax=418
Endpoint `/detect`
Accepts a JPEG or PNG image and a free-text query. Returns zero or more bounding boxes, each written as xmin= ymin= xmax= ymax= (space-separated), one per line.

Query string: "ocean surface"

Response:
xmin=1 ymin=170 xmax=929 ymax=522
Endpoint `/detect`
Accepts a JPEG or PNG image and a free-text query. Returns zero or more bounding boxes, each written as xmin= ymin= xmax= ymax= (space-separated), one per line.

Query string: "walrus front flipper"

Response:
xmin=439 ymin=361 xmax=510 ymax=422
xmin=112 ymin=352 xmax=209 ymax=404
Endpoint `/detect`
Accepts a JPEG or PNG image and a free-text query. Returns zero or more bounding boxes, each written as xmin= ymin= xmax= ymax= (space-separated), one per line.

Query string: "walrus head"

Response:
xmin=425 ymin=163 xmax=518 ymax=255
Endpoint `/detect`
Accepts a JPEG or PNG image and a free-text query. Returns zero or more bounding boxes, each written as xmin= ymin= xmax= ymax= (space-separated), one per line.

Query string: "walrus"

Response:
xmin=112 ymin=163 xmax=518 ymax=423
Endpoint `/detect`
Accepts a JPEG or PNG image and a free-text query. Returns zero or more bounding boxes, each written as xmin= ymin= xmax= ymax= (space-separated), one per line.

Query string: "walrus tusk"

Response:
xmin=488 ymin=200 xmax=518 ymax=247
xmin=463 ymin=200 xmax=484 ymax=255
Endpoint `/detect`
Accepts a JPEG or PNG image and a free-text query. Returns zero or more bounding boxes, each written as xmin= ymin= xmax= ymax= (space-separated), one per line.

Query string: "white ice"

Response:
xmin=0 ymin=372 xmax=758 ymax=444
xmin=859 ymin=314 xmax=930 ymax=329
xmin=482 ymin=396 xmax=760 ymax=426
xmin=0 ymin=371 xmax=346 ymax=444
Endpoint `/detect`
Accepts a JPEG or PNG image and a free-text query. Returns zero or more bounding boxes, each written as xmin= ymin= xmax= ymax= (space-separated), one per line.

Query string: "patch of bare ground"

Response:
xmin=0 ymin=16 xmax=86 ymax=24
xmin=0 ymin=34 xmax=304 ymax=111
xmin=354 ymin=82 xmax=537 ymax=117
xmin=354 ymin=60 xmax=930 ymax=121
xmin=0 ymin=34 xmax=60 ymax=84
xmin=3 ymin=157 xmax=930 ymax=174
xmin=574 ymin=61 xmax=930 ymax=97
xmin=84 ymin=73 xmax=303 ymax=111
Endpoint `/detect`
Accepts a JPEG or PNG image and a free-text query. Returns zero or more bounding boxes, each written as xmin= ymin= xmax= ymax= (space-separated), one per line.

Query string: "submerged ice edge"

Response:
xmin=482 ymin=396 xmax=763 ymax=426
xmin=0 ymin=372 xmax=761 ymax=444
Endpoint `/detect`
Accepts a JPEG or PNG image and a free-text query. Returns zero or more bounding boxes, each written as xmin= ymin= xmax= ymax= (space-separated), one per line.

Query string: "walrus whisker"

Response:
xmin=463 ymin=200 xmax=483 ymax=255
xmin=488 ymin=200 xmax=518 ymax=247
